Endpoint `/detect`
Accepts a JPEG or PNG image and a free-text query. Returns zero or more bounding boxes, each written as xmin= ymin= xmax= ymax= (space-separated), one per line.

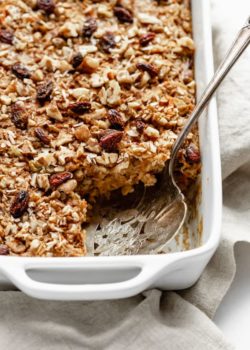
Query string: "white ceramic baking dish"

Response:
xmin=0 ymin=0 xmax=222 ymax=300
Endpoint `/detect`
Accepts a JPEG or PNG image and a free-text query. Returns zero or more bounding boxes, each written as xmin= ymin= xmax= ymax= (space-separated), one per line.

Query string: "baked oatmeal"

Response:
xmin=0 ymin=0 xmax=200 ymax=257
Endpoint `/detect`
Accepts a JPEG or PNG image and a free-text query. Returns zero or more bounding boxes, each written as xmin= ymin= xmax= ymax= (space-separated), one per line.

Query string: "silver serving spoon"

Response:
xmin=91 ymin=18 xmax=250 ymax=256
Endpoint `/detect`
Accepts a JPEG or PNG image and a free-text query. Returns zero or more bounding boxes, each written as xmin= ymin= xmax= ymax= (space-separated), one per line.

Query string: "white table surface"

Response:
xmin=214 ymin=242 xmax=250 ymax=349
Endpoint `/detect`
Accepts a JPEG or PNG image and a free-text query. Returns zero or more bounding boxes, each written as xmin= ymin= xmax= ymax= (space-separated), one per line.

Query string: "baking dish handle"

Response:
xmin=1 ymin=259 xmax=174 ymax=300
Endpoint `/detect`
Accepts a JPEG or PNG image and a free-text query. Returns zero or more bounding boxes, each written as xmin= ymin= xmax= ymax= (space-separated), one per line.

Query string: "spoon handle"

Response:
xmin=170 ymin=17 xmax=250 ymax=173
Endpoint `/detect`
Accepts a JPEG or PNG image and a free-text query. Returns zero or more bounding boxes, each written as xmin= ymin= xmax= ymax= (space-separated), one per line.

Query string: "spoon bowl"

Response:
xmin=90 ymin=18 xmax=250 ymax=255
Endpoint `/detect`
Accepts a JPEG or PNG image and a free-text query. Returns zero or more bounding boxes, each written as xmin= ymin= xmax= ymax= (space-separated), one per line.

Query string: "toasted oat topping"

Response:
xmin=0 ymin=0 xmax=199 ymax=257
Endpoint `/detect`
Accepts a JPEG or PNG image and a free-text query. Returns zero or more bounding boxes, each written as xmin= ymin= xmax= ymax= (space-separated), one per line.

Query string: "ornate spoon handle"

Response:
xmin=170 ymin=17 xmax=250 ymax=175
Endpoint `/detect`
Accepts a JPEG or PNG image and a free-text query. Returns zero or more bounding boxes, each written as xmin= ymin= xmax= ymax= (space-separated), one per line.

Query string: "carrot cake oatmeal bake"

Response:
xmin=0 ymin=0 xmax=200 ymax=257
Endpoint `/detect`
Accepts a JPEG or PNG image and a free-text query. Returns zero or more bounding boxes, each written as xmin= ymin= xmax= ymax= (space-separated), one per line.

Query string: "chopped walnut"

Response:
xmin=59 ymin=22 xmax=81 ymax=38
xmin=79 ymin=56 xmax=100 ymax=73
xmin=46 ymin=102 xmax=63 ymax=121
xmin=74 ymin=125 xmax=91 ymax=142
xmin=144 ymin=126 xmax=160 ymax=139
xmin=90 ymin=74 xmax=105 ymax=88
xmin=106 ymin=80 xmax=121 ymax=106
xmin=58 ymin=179 xmax=77 ymax=194
xmin=137 ymin=13 xmax=161 ymax=24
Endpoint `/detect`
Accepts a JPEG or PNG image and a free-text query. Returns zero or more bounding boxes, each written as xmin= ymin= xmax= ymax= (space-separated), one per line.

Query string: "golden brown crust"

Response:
xmin=0 ymin=0 xmax=199 ymax=256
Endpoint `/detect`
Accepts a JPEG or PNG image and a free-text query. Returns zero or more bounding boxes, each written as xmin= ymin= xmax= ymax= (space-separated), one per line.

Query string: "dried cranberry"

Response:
xmin=107 ymin=109 xmax=125 ymax=130
xmin=135 ymin=119 xmax=146 ymax=133
xmin=99 ymin=32 xmax=116 ymax=53
xmin=10 ymin=103 xmax=29 ymax=130
xmin=114 ymin=6 xmax=133 ymax=23
xmin=36 ymin=80 xmax=53 ymax=102
xmin=12 ymin=63 xmax=31 ymax=80
xmin=37 ymin=0 xmax=55 ymax=13
xmin=139 ymin=32 xmax=156 ymax=47
xmin=83 ymin=18 xmax=97 ymax=38
xmin=69 ymin=102 xmax=91 ymax=115
xmin=49 ymin=172 xmax=73 ymax=188
xmin=10 ymin=190 xmax=29 ymax=219
xmin=0 ymin=28 xmax=14 ymax=45
xmin=156 ymin=0 xmax=171 ymax=4
xmin=137 ymin=62 xmax=159 ymax=77
xmin=34 ymin=127 xmax=50 ymax=145
xmin=0 ymin=245 xmax=9 ymax=256
xmin=99 ymin=129 xmax=123 ymax=152
xmin=71 ymin=52 xmax=83 ymax=69
xmin=185 ymin=144 xmax=201 ymax=163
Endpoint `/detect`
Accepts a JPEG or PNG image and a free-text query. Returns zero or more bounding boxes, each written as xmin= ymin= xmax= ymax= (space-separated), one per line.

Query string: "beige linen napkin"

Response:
xmin=0 ymin=1 xmax=249 ymax=349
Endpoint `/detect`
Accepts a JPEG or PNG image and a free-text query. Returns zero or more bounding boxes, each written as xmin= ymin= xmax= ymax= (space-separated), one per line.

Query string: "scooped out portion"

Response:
xmin=0 ymin=0 xmax=200 ymax=257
